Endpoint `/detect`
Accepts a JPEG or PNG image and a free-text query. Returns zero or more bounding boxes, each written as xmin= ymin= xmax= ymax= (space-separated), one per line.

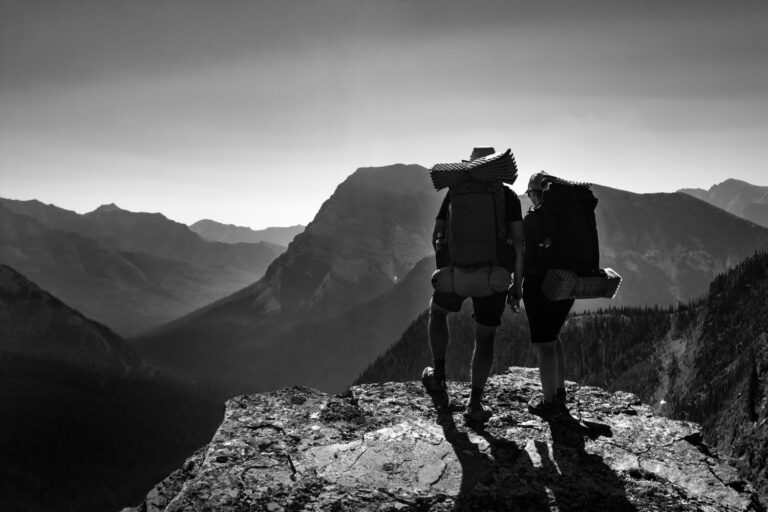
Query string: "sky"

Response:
xmin=1 ymin=0 xmax=767 ymax=229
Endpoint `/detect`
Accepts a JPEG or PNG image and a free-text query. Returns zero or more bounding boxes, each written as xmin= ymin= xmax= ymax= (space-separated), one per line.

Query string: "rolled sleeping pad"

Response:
xmin=431 ymin=266 xmax=511 ymax=297
xmin=542 ymin=267 xmax=622 ymax=301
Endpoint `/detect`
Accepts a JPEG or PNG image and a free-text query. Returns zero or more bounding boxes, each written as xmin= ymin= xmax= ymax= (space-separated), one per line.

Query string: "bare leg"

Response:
xmin=555 ymin=336 xmax=565 ymax=390
xmin=470 ymin=323 xmax=496 ymax=392
xmin=428 ymin=300 xmax=449 ymax=378
xmin=533 ymin=340 xmax=557 ymax=403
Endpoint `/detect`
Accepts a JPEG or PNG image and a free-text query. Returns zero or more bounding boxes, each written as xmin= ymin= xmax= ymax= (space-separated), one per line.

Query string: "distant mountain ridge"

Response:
xmin=0 ymin=198 xmax=284 ymax=335
xmin=0 ymin=265 xmax=221 ymax=512
xmin=190 ymin=219 xmax=304 ymax=246
xmin=679 ymin=178 xmax=768 ymax=227
xmin=136 ymin=171 xmax=768 ymax=399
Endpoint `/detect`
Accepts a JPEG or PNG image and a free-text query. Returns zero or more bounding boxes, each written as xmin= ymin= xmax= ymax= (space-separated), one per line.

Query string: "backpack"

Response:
xmin=446 ymin=180 xmax=507 ymax=268
xmin=531 ymin=175 xmax=621 ymax=301
xmin=428 ymin=149 xmax=518 ymax=297
xmin=537 ymin=178 xmax=599 ymax=274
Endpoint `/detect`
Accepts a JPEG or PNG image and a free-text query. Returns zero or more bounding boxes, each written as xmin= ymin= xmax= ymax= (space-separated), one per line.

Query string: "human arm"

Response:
xmin=433 ymin=193 xmax=450 ymax=251
xmin=433 ymin=219 xmax=446 ymax=251
xmin=507 ymin=220 xmax=524 ymax=311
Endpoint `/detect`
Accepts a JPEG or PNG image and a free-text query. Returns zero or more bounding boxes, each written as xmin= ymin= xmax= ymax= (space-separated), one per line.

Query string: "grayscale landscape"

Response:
xmin=2 ymin=1 xmax=767 ymax=511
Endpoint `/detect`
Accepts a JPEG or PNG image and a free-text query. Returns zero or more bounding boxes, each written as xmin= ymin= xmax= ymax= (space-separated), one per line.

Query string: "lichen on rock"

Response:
xmin=125 ymin=367 xmax=764 ymax=511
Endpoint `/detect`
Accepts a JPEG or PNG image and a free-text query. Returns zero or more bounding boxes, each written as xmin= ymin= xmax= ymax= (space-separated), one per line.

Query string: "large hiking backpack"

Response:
xmin=532 ymin=173 xmax=622 ymax=300
xmin=539 ymin=179 xmax=599 ymax=273
xmin=447 ymin=180 xmax=507 ymax=267
xmin=428 ymin=150 xmax=518 ymax=297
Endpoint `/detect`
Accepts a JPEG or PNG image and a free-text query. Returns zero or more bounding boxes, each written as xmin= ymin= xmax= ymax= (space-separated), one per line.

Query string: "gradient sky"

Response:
xmin=2 ymin=0 xmax=767 ymax=229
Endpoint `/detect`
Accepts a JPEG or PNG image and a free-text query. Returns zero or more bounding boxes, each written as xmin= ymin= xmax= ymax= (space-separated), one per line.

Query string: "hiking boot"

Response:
xmin=421 ymin=367 xmax=446 ymax=393
xmin=527 ymin=397 xmax=563 ymax=420
xmin=464 ymin=403 xmax=493 ymax=423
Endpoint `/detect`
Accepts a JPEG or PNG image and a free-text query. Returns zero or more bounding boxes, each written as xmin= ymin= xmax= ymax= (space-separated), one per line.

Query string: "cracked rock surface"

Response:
xmin=125 ymin=367 xmax=764 ymax=511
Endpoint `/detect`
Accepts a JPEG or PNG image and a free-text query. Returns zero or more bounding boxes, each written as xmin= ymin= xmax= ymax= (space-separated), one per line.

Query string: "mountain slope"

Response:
xmin=190 ymin=219 xmax=304 ymax=246
xmin=679 ymin=178 xmax=768 ymax=228
xmin=0 ymin=265 xmax=222 ymax=512
xmin=0 ymin=202 xmax=283 ymax=335
xmin=135 ymin=164 xmax=442 ymax=391
xmin=587 ymin=185 xmax=768 ymax=308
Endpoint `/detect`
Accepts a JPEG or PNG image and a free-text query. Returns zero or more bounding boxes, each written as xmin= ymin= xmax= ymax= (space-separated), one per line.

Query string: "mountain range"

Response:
xmin=5 ymin=171 xmax=768 ymax=509
xmin=135 ymin=168 xmax=768 ymax=398
xmin=0 ymin=265 xmax=222 ymax=512
xmin=680 ymin=178 xmax=768 ymax=228
xmin=0 ymin=198 xmax=284 ymax=336
xmin=189 ymin=219 xmax=304 ymax=245
xmin=135 ymin=164 xmax=442 ymax=395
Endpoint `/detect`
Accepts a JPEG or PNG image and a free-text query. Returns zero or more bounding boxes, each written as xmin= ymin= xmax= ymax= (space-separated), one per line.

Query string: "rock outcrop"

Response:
xmin=126 ymin=368 xmax=763 ymax=511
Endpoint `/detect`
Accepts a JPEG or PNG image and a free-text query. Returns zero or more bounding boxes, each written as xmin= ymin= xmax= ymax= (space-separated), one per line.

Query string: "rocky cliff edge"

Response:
xmin=125 ymin=367 xmax=764 ymax=511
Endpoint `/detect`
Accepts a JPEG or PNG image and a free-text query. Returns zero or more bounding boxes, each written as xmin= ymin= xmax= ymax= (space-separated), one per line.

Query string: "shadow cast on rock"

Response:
xmin=430 ymin=391 xmax=637 ymax=512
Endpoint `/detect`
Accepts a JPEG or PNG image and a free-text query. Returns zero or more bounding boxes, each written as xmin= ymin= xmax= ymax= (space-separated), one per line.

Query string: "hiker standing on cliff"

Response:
xmin=522 ymin=172 xmax=575 ymax=419
xmin=422 ymin=147 xmax=524 ymax=423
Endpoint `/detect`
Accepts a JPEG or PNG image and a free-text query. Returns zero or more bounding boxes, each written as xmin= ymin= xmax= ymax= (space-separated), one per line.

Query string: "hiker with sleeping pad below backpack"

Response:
xmin=422 ymin=146 xmax=524 ymax=423
xmin=523 ymin=171 xmax=599 ymax=419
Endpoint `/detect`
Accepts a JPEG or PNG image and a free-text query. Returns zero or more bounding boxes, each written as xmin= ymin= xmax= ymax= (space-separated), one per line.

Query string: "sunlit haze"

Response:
xmin=2 ymin=0 xmax=767 ymax=228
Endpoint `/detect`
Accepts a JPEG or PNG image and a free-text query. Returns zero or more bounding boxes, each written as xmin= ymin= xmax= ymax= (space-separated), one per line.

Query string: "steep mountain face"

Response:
xmin=263 ymin=164 xmax=438 ymax=318
xmin=190 ymin=219 xmax=304 ymax=246
xmin=679 ymin=178 xmax=768 ymax=228
xmin=584 ymin=185 xmax=768 ymax=309
xmin=136 ymin=164 xmax=443 ymax=392
xmin=0 ymin=201 xmax=283 ymax=335
xmin=0 ymin=265 xmax=221 ymax=512
xmin=125 ymin=368 xmax=762 ymax=512
xmin=0 ymin=264 xmax=141 ymax=373
xmin=357 ymin=252 xmax=768 ymax=499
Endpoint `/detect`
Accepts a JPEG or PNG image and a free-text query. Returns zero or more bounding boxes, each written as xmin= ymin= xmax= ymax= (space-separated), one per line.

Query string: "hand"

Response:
xmin=507 ymin=284 xmax=522 ymax=313
xmin=506 ymin=292 xmax=521 ymax=313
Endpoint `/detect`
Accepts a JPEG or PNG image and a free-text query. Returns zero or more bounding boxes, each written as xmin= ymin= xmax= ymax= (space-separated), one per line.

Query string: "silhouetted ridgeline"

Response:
xmin=679 ymin=178 xmax=768 ymax=228
xmin=189 ymin=218 xmax=304 ymax=246
xmin=356 ymin=251 xmax=768 ymax=499
xmin=0 ymin=265 xmax=222 ymax=512
xmin=0 ymin=198 xmax=283 ymax=336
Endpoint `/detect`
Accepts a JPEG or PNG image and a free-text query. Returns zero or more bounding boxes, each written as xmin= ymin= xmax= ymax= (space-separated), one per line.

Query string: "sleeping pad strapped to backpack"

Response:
xmin=534 ymin=175 xmax=622 ymax=300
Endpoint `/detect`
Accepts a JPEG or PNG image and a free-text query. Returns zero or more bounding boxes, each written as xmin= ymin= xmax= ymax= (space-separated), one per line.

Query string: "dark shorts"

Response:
xmin=523 ymin=275 xmax=574 ymax=343
xmin=432 ymin=290 xmax=507 ymax=327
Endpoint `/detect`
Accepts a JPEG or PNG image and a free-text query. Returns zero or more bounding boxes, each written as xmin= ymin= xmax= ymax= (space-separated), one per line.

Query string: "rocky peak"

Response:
xmin=125 ymin=367 xmax=763 ymax=511
xmin=91 ymin=202 xmax=124 ymax=213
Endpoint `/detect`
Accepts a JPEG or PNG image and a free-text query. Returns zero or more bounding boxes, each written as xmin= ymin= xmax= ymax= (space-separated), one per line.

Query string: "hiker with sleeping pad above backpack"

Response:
xmin=422 ymin=146 xmax=524 ymax=423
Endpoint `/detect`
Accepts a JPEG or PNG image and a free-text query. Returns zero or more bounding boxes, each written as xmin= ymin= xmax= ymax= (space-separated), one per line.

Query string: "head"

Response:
xmin=526 ymin=171 xmax=550 ymax=206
